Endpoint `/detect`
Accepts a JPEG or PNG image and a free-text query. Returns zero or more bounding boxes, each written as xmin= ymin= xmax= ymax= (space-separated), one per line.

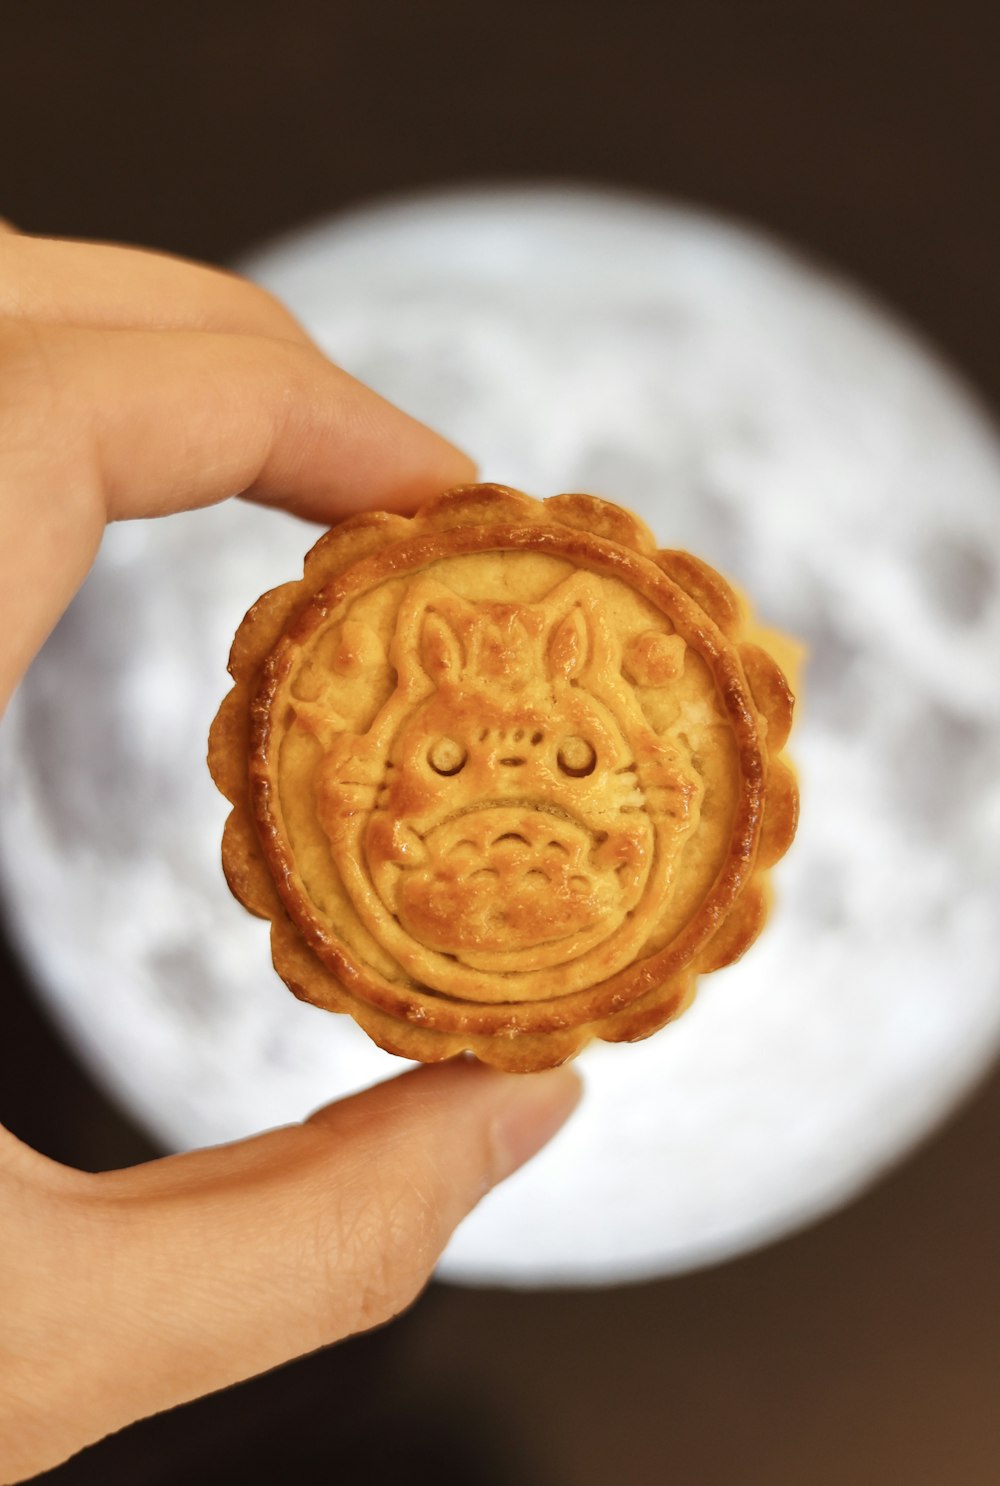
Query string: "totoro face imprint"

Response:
xmin=377 ymin=661 xmax=653 ymax=960
xmin=313 ymin=572 xmax=698 ymax=994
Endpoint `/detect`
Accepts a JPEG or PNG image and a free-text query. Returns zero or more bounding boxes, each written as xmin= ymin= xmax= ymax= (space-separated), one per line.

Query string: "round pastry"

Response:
xmin=209 ymin=484 xmax=798 ymax=1072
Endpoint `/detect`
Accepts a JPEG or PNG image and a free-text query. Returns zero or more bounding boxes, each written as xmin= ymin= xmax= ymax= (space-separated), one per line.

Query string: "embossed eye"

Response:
xmin=557 ymin=736 xmax=596 ymax=778
xmin=428 ymin=737 xmax=467 ymax=776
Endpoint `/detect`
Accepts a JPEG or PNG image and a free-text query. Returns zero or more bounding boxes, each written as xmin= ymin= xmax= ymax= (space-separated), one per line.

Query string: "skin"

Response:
xmin=0 ymin=226 xmax=582 ymax=1482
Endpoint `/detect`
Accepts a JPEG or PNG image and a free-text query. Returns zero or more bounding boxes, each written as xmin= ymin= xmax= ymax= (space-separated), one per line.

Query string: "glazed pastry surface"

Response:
xmin=210 ymin=485 xmax=798 ymax=1070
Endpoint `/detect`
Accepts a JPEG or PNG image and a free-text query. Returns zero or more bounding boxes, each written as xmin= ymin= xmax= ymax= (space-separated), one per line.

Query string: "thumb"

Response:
xmin=62 ymin=1062 xmax=580 ymax=1452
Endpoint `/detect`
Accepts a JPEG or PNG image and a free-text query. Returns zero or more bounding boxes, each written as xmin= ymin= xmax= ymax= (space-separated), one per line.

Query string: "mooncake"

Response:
xmin=209 ymin=485 xmax=798 ymax=1071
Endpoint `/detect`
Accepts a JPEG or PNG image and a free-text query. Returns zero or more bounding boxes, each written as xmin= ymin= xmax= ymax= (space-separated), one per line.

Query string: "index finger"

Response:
xmin=0 ymin=320 xmax=475 ymax=705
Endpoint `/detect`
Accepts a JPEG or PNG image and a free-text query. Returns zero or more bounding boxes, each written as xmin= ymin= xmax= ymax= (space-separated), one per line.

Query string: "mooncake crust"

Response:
xmin=209 ymin=484 xmax=798 ymax=1071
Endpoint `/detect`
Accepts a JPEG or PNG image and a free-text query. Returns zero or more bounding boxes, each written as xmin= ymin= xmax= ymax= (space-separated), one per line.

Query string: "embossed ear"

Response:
xmin=548 ymin=605 xmax=590 ymax=680
xmin=420 ymin=610 xmax=464 ymax=681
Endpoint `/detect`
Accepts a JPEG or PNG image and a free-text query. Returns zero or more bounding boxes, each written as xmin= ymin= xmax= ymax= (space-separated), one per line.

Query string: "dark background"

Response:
xmin=1 ymin=3 xmax=998 ymax=1482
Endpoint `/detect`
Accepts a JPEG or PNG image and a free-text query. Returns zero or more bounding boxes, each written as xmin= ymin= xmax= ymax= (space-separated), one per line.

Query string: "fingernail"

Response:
xmin=488 ymin=1067 xmax=583 ymax=1187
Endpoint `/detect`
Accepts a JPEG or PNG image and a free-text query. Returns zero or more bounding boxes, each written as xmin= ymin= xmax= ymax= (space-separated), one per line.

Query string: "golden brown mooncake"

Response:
xmin=209 ymin=484 xmax=798 ymax=1072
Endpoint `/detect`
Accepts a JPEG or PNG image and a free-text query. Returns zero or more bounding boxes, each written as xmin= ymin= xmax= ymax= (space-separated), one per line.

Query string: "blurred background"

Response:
xmin=1 ymin=3 xmax=998 ymax=1483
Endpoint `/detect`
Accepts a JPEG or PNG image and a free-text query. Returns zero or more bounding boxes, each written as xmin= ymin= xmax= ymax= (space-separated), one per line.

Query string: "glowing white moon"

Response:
xmin=2 ymin=188 xmax=999 ymax=1285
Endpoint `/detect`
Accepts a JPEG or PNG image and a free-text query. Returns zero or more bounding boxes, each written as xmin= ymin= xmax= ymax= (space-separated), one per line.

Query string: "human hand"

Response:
xmin=0 ymin=227 xmax=582 ymax=1481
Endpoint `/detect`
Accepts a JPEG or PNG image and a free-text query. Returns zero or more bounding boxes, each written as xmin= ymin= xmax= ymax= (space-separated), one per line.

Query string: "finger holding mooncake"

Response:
xmin=0 ymin=319 xmax=474 ymax=706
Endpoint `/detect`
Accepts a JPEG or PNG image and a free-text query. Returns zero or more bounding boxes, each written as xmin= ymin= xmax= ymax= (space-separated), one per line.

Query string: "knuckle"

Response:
xmin=0 ymin=316 xmax=43 ymax=385
xmin=0 ymin=320 xmax=99 ymax=504
xmin=250 ymin=283 xmax=303 ymax=337
xmin=0 ymin=320 xmax=59 ymax=440
xmin=312 ymin=1173 xmax=442 ymax=1339
xmin=216 ymin=271 xmax=305 ymax=343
